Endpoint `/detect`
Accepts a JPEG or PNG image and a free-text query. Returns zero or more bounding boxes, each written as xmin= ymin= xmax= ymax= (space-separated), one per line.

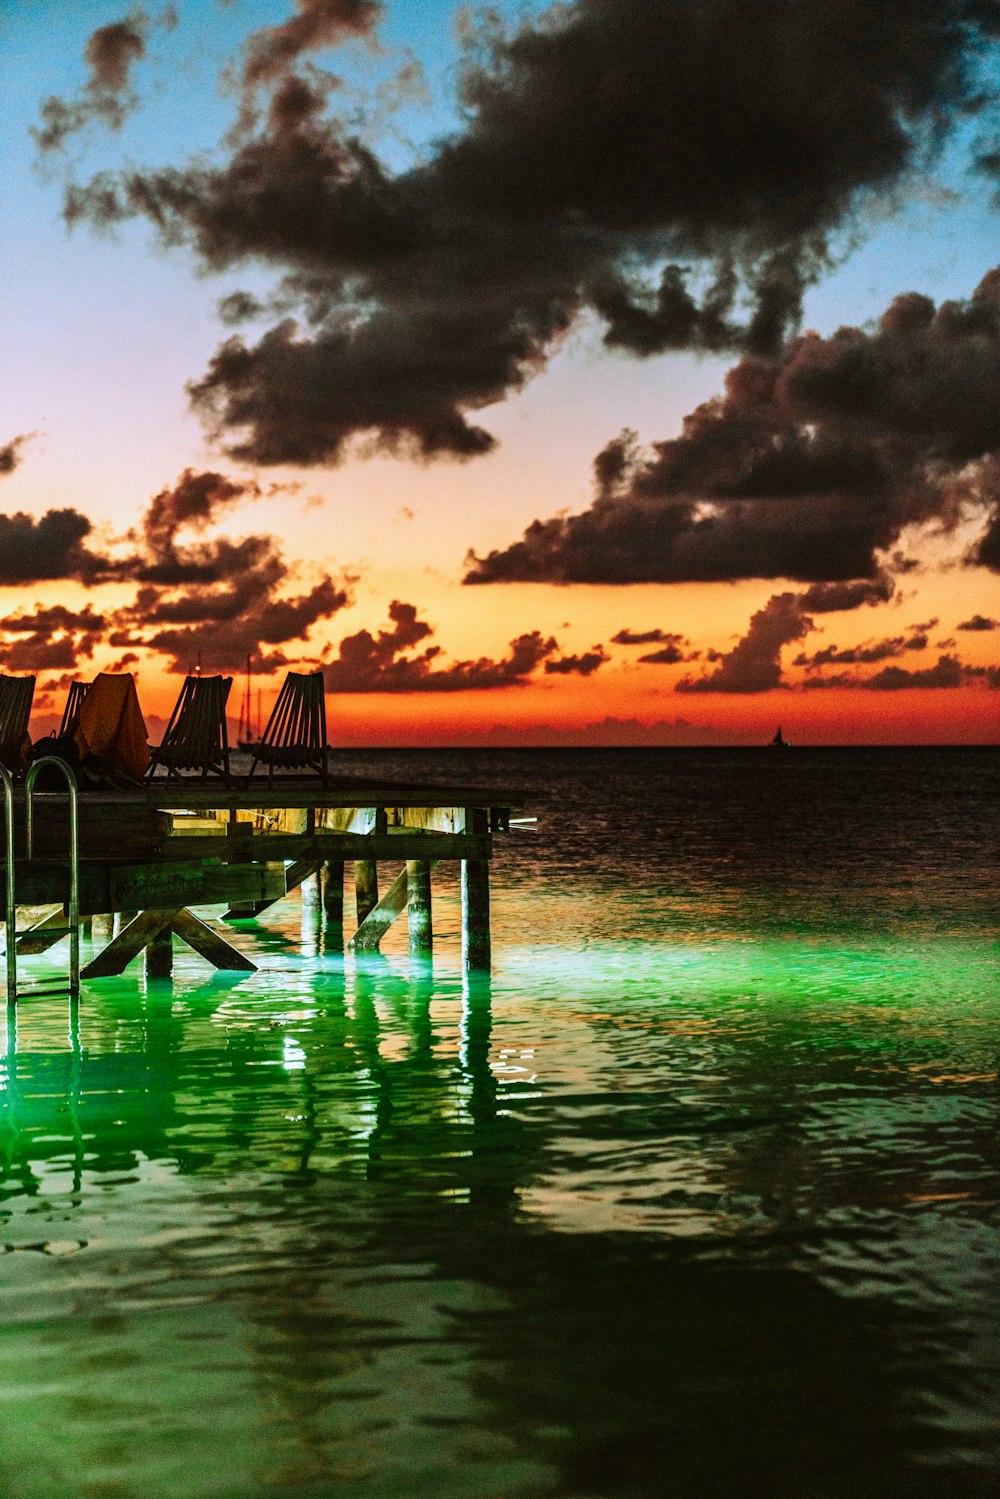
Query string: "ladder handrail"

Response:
xmin=0 ymin=765 xmax=15 ymax=999
xmin=25 ymin=757 xmax=80 ymax=998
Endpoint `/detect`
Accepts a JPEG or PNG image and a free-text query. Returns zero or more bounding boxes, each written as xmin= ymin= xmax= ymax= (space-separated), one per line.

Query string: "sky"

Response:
xmin=2 ymin=0 xmax=999 ymax=745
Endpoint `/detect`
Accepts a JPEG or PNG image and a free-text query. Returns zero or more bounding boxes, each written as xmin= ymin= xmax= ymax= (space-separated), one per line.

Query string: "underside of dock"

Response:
xmin=2 ymin=773 xmax=519 ymax=988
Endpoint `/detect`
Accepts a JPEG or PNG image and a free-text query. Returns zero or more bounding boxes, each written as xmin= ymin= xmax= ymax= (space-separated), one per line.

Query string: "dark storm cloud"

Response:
xmin=61 ymin=0 xmax=1000 ymax=463
xmin=0 ymin=470 xmax=262 ymax=587
xmin=797 ymin=576 xmax=896 ymax=612
xmin=34 ymin=10 xmax=154 ymax=152
xmin=0 ymin=636 xmax=93 ymax=672
xmin=957 ymin=613 xmax=999 ymax=629
xmin=467 ymin=269 xmax=1000 ymax=586
xmin=2 ymin=471 xmax=353 ymax=674
xmin=0 ymin=469 xmax=349 ymax=675
xmin=0 ymin=508 xmax=113 ymax=584
xmin=974 ymin=500 xmax=1000 ymax=568
xmin=0 ymin=604 xmax=107 ymax=634
xmin=803 ymin=653 xmax=990 ymax=689
xmin=0 ymin=601 xmax=106 ymax=672
xmin=543 ymin=647 xmax=609 ymax=676
xmin=133 ymin=575 xmax=350 ymax=673
xmin=638 ymin=643 xmax=696 ymax=665
xmin=112 ymin=485 xmax=352 ymax=673
xmin=324 ymin=600 xmax=565 ymax=691
xmin=0 ymin=434 xmax=37 ymax=476
xmin=217 ymin=290 xmax=268 ymax=326
xmin=612 ymin=627 xmax=686 ymax=647
xmin=242 ymin=0 xmax=381 ymax=88
xmin=863 ymin=654 xmax=989 ymax=689
xmin=142 ymin=468 xmax=257 ymax=556
xmin=675 ymin=592 xmax=811 ymax=693
xmin=794 ymin=628 xmax=932 ymax=668
xmin=611 ymin=626 xmax=696 ymax=663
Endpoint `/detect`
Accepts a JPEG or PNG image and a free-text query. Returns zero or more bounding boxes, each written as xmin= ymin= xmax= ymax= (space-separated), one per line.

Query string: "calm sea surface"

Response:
xmin=2 ymin=747 xmax=998 ymax=1498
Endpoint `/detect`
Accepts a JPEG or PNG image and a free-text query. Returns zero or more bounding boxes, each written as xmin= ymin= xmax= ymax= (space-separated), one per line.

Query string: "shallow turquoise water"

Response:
xmin=1 ymin=749 xmax=998 ymax=1497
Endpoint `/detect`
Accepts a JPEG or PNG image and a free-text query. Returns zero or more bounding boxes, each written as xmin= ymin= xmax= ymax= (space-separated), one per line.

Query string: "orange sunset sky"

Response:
xmin=2 ymin=0 xmax=999 ymax=743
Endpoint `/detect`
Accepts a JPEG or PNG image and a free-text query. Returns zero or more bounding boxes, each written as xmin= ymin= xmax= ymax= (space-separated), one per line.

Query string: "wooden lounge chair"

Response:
xmin=0 ymin=674 xmax=35 ymax=773
xmin=246 ymin=671 xmax=329 ymax=785
xmin=146 ymin=675 xmax=232 ymax=783
xmin=25 ymin=677 xmax=91 ymax=779
xmin=59 ymin=679 xmax=91 ymax=738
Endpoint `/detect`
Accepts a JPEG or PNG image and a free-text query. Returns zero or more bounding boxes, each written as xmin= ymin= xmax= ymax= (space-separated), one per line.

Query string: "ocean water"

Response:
xmin=1 ymin=747 xmax=998 ymax=1498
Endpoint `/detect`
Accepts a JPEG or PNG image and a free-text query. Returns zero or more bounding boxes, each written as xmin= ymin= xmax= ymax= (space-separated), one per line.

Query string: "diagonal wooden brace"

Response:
xmin=348 ymin=867 xmax=408 ymax=953
xmin=81 ymin=907 xmax=257 ymax=978
xmin=172 ymin=909 xmax=257 ymax=971
xmin=81 ymin=908 xmax=179 ymax=979
xmin=15 ymin=905 xmax=67 ymax=956
xmin=348 ymin=861 xmax=439 ymax=954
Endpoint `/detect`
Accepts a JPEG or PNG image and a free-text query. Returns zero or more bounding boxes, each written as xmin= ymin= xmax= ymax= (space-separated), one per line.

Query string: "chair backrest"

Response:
xmin=59 ymin=679 xmax=91 ymax=738
xmin=0 ymin=675 xmax=36 ymax=772
xmin=148 ymin=675 xmax=232 ymax=778
xmin=250 ymin=671 xmax=328 ymax=774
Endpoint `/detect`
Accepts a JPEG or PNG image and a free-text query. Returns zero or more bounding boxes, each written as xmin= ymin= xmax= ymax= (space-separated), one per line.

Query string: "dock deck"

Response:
xmin=3 ymin=773 xmax=520 ymax=985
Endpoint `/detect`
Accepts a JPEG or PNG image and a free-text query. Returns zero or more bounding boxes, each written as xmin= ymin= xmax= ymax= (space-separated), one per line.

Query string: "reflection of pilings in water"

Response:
xmin=462 ymin=969 xmax=511 ymax=1211
xmin=300 ymin=872 xmax=322 ymax=959
xmin=461 ymin=969 xmax=495 ymax=1114
xmin=350 ymin=958 xmax=394 ymax=1179
xmin=406 ymin=957 xmax=434 ymax=1063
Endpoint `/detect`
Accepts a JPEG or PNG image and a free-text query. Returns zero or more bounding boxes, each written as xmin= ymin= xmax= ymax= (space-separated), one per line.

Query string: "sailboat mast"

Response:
xmin=239 ymin=652 xmax=251 ymax=741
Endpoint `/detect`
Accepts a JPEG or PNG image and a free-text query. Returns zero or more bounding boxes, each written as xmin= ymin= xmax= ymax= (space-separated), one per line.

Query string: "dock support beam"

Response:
xmin=85 ymin=909 xmax=176 ymax=978
xmin=172 ymin=909 xmax=256 ymax=972
xmin=461 ymin=811 xmax=491 ymax=970
xmin=82 ymin=908 xmax=256 ymax=979
xmin=461 ymin=859 xmax=491 ymax=969
xmin=406 ymin=860 xmax=433 ymax=958
xmin=144 ymin=925 xmax=173 ymax=980
xmin=354 ymin=860 xmax=378 ymax=923
xmin=323 ymin=860 xmax=344 ymax=923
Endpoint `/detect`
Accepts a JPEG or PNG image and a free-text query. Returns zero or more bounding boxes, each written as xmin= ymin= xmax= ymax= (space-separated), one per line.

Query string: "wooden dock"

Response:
xmin=2 ymin=774 xmax=519 ymax=985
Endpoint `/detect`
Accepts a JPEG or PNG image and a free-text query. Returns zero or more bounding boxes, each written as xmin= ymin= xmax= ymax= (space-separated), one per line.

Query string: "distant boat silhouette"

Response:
xmin=770 ymin=726 xmax=791 ymax=747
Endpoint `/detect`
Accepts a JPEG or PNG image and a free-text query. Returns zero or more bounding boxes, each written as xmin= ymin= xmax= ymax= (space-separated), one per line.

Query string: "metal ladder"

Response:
xmin=2 ymin=756 xmax=81 ymax=1001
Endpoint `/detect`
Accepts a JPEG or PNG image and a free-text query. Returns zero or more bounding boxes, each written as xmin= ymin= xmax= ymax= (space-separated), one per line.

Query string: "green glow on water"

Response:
xmin=1 ymin=879 xmax=998 ymax=1495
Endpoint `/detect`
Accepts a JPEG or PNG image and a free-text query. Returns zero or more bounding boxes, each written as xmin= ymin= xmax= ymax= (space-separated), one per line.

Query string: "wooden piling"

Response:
xmin=144 ymin=925 xmax=173 ymax=980
xmin=92 ymin=913 xmax=114 ymax=941
xmin=461 ymin=808 xmax=491 ymax=969
xmin=323 ymin=860 xmax=344 ymax=922
xmin=406 ymin=859 xmax=433 ymax=957
xmin=354 ymin=860 xmax=378 ymax=923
